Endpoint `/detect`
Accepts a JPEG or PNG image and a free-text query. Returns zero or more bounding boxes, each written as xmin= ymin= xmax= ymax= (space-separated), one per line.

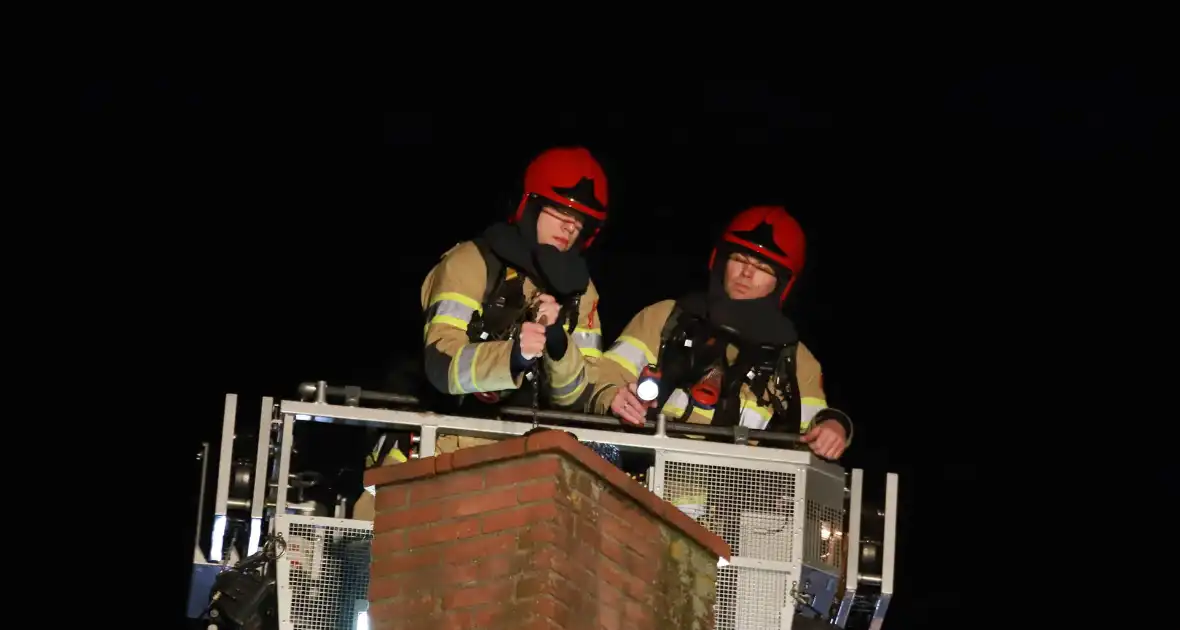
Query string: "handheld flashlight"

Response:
xmin=636 ymin=364 xmax=661 ymax=402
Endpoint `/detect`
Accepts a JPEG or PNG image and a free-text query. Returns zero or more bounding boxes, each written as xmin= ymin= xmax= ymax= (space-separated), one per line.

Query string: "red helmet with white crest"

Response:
xmin=511 ymin=147 xmax=609 ymax=250
xmin=708 ymin=205 xmax=806 ymax=306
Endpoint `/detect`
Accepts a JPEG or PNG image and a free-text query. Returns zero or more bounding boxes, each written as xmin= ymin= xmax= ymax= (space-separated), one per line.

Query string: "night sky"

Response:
xmin=80 ymin=70 xmax=1161 ymax=628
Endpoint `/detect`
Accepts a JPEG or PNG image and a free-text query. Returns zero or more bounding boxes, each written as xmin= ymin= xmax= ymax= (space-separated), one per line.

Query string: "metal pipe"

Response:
xmin=226 ymin=498 xmax=250 ymax=510
xmin=858 ymin=573 xmax=882 ymax=586
xmin=299 ymin=382 xmax=802 ymax=444
xmin=249 ymin=397 xmax=273 ymax=556
xmin=500 ymin=404 xmax=629 ymax=427
xmin=881 ymin=473 xmax=898 ymax=596
xmin=194 ymin=442 xmax=209 ymax=553
xmin=280 ymin=401 xmax=834 ymax=471
xmin=835 ymin=468 xmax=864 ymax=627
xmin=227 ymin=497 xmax=317 ymax=515
xmin=274 ymin=415 xmax=295 ymax=527
xmin=210 ymin=394 xmax=238 ymax=563
xmin=300 ymin=383 xmax=418 ymax=405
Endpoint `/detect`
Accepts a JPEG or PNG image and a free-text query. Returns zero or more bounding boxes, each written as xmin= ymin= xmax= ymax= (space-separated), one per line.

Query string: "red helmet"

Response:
xmin=708 ymin=205 xmax=806 ymax=305
xmin=511 ymin=147 xmax=609 ymax=249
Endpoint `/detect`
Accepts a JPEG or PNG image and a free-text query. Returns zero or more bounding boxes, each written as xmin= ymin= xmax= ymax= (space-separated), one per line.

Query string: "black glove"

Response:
xmin=544 ymin=323 xmax=569 ymax=361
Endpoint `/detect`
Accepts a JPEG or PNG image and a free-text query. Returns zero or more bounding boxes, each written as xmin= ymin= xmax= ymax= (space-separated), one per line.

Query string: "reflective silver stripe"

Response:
xmin=739 ymin=406 xmax=771 ymax=430
xmin=427 ymin=299 xmax=476 ymax=323
xmin=665 ymin=389 xmax=690 ymax=411
xmin=801 ymin=398 xmax=825 ymax=430
xmin=550 ymin=367 xmax=586 ymax=400
xmin=453 ymin=344 xmax=481 ymax=394
xmin=605 ymin=340 xmax=648 ymax=376
xmin=572 ymin=330 xmax=602 ymax=351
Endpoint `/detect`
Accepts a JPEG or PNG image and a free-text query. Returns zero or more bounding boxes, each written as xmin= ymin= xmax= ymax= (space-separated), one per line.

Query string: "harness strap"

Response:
xmin=655 ymin=300 xmax=803 ymax=431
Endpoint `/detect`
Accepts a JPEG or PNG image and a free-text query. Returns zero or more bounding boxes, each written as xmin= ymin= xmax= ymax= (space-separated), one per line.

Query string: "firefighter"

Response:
xmin=420 ymin=146 xmax=608 ymax=453
xmin=588 ymin=205 xmax=853 ymax=482
xmin=587 ymin=206 xmax=852 ymax=623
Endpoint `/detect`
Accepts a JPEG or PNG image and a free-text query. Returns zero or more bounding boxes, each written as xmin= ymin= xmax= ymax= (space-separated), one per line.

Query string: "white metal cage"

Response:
xmin=654 ymin=448 xmax=846 ymax=630
xmin=184 ymin=393 xmax=896 ymax=630
xmin=274 ymin=514 xmax=374 ymax=630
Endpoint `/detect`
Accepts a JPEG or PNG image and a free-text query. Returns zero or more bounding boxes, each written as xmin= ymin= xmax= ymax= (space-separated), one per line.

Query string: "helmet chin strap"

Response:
xmin=515 ymin=201 xmax=541 ymax=244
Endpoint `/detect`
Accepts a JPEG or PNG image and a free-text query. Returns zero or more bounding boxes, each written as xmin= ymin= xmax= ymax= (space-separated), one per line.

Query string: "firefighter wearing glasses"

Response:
xmin=421 ymin=147 xmax=609 ymax=453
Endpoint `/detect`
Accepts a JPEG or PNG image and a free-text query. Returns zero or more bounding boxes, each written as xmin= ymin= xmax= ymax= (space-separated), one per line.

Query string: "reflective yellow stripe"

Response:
xmin=671 ymin=493 xmax=706 ymax=506
xmin=446 ymin=343 xmax=516 ymax=394
xmin=429 ymin=292 xmax=482 ymax=313
xmin=604 ymin=352 xmax=638 ymax=376
xmin=551 ymin=364 xmax=582 ymax=389
xmin=619 ymin=335 xmax=655 ymax=362
xmin=579 ymin=347 xmax=603 ymax=358
xmin=429 ymin=315 xmax=469 ymax=330
xmin=661 ymin=404 xmax=715 ymax=420
xmin=424 ymin=292 xmax=482 ymax=340
xmin=743 ymin=403 xmax=772 ymax=418
xmin=801 ymin=397 xmax=826 ymax=431
xmin=604 ymin=335 xmax=655 ymax=377
xmin=448 ymin=343 xmax=484 ymax=394
xmin=572 ymin=327 xmax=603 ymax=355
xmin=662 ymin=388 xmax=714 ymax=438
xmin=551 ymin=370 xmax=588 ymax=405
xmin=739 ymin=404 xmax=772 ymax=430
xmin=365 ymin=447 xmax=407 ymax=468
xmin=669 ymin=490 xmax=707 ymax=519
xmin=552 ymin=383 xmax=587 ymax=406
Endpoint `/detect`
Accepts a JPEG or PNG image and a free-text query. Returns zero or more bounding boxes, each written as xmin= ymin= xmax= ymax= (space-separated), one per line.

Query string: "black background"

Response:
xmin=75 ymin=68 xmax=1164 ymax=628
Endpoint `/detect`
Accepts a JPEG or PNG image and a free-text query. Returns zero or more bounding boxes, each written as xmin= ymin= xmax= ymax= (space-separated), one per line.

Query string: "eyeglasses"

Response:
xmin=541 ymin=205 xmax=584 ymax=231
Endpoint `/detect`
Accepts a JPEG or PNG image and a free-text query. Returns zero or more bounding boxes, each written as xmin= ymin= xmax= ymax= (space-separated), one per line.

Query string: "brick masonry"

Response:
xmin=363 ymin=429 xmax=731 ymax=630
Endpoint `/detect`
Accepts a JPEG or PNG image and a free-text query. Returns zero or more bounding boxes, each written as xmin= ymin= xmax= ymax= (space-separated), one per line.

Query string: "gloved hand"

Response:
xmin=533 ymin=293 xmax=569 ymax=360
xmin=544 ymin=322 xmax=569 ymax=360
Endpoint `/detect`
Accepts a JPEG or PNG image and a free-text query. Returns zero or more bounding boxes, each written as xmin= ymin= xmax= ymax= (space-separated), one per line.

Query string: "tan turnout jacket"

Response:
xmin=420 ymin=240 xmax=604 ymax=453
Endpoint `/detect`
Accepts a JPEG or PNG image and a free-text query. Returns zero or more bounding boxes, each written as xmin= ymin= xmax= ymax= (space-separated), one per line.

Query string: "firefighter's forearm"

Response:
xmin=424 ymin=338 xmax=519 ymax=395
xmin=585 ymin=351 xmax=637 ymax=414
xmin=587 ymin=383 xmax=620 ymax=414
xmin=544 ymin=333 xmax=588 ymax=408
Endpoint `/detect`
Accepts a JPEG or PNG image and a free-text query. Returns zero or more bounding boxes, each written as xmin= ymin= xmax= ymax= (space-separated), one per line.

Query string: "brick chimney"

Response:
xmin=362 ymin=430 xmax=731 ymax=630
